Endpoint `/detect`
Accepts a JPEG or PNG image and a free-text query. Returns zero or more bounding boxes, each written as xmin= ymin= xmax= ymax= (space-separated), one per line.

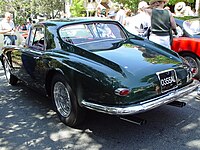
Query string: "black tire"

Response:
xmin=3 ymin=57 xmax=18 ymax=85
xmin=182 ymin=53 xmax=200 ymax=79
xmin=51 ymin=74 xmax=85 ymax=127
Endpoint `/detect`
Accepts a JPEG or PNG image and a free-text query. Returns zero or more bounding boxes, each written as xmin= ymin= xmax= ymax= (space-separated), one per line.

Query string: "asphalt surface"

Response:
xmin=1 ymin=63 xmax=200 ymax=150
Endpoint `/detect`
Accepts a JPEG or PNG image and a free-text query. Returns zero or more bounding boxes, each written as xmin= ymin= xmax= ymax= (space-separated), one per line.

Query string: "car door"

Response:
xmin=21 ymin=25 xmax=48 ymax=91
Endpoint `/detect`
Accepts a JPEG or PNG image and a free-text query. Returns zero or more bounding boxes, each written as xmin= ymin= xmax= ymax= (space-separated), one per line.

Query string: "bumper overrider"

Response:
xmin=81 ymin=79 xmax=200 ymax=115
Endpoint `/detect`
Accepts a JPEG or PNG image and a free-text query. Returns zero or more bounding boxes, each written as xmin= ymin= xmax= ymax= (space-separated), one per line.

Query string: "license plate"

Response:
xmin=156 ymin=69 xmax=178 ymax=93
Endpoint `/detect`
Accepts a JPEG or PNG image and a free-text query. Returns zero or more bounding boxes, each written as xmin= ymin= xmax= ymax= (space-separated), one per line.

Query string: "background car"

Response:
xmin=172 ymin=18 xmax=200 ymax=79
xmin=1 ymin=18 xmax=199 ymax=127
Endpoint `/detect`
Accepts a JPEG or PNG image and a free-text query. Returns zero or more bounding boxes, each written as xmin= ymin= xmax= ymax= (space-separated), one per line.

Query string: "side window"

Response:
xmin=46 ymin=30 xmax=56 ymax=49
xmin=59 ymin=24 xmax=93 ymax=44
xmin=29 ymin=27 xmax=45 ymax=50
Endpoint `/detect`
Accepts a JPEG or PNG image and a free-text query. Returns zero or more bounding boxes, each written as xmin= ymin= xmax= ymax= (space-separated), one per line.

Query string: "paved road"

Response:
xmin=1 ymin=63 xmax=200 ymax=150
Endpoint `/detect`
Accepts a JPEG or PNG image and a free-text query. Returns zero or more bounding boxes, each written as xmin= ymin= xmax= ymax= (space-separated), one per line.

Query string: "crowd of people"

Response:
xmin=0 ymin=1 xmax=197 ymax=49
xmin=0 ymin=12 xmax=33 ymax=47
xmin=96 ymin=0 xmax=197 ymax=49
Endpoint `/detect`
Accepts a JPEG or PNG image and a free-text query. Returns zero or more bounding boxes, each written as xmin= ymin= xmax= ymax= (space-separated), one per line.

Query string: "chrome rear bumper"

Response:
xmin=81 ymin=79 xmax=200 ymax=115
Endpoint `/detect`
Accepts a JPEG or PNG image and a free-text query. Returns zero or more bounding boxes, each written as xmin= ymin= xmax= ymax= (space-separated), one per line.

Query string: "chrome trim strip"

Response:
xmin=81 ymin=80 xmax=199 ymax=115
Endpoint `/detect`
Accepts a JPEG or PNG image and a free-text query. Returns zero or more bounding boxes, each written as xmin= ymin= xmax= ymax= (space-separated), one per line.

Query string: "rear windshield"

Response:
xmin=59 ymin=22 xmax=127 ymax=46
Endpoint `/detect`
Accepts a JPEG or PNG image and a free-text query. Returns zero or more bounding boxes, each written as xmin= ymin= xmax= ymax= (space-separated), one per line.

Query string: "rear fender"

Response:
xmin=45 ymin=68 xmax=83 ymax=106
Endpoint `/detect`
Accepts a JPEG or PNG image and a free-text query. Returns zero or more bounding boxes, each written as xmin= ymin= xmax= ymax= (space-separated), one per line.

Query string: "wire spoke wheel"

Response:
xmin=51 ymin=74 xmax=85 ymax=127
xmin=53 ymin=81 xmax=72 ymax=118
xmin=3 ymin=57 xmax=18 ymax=85
xmin=184 ymin=56 xmax=199 ymax=77
xmin=4 ymin=59 xmax=11 ymax=81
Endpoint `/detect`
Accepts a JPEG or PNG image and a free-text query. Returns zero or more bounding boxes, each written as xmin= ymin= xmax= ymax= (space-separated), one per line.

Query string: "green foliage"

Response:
xmin=175 ymin=16 xmax=199 ymax=20
xmin=113 ymin=0 xmax=141 ymax=12
xmin=0 ymin=0 xmax=7 ymax=13
xmin=12 ymin=0 xmax=31 ymax=17
xmin=70 ymin=0 xmax=85 ymax=17
xmin=168 ymin=0 xmax=195 ymax=5
xmin=0 ymin=0 xmax=86 ymax=21
xmin=15 ymin=16 xmax=26 ymax=25
xmin=36 ymin=0 xmax=64 ymax=19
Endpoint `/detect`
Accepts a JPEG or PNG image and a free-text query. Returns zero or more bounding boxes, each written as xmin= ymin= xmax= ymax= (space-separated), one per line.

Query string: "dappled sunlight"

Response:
xmin=186 ymin=140 xmax=200 ymax=149
xmin=177 ymin=91 xmax=200 ymax=111
xmin=33 ymin=114 xmax=45 ymax=120
xmin=182 ymin=122 xmax=199 ymax=131
xmin=24 ymin=137 xmax=46 ymax=147
xmin=50 ymin=128 xmax=92 ymax=142
xmin=49 ymin=128 xmax=102 ymax=149
xmin=5 ymin=113 xmax=15 ymax=118
xmin=50 ymin=128 xmax=82 ymax=142
xmin=0 ymin=69 xmax=106 ymax=149
xmin=0 ymin=75 xmax=58 ymax=149
xmin=1 ymin=65 xmax=200 ymax=149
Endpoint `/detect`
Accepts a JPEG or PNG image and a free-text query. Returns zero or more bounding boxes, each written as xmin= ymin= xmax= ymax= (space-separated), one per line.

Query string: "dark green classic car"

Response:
xmin=1 ymin=18 xmax=199 ymax=127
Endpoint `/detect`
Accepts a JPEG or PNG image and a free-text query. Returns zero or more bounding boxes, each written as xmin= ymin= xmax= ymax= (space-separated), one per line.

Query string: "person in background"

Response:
xmin=124 ymin=9 xmax=133 ymax=30
xmin=144 ymin=0 xmax=177 ymax=48
xmin=164 ymin=6 xmax=176 ymax=16
xmin=164 ymin=6 xmax=170 ymax=10
xmin=0 ymin=12 xmax=16 ymax=46
xmin=21 ymin=23 xmax=27 ymax=30
xmin=115 ymin=5 xmax=126 ymax=25
xmin=108 ymin=10 xmax=116 ymax=20
xmin=95 ymin=7 xmax=105 ymax=18
xmin=26 ymin=18 xmax=32 ymax=30
xmin=126 ymin=1 xmax=150 ymax=36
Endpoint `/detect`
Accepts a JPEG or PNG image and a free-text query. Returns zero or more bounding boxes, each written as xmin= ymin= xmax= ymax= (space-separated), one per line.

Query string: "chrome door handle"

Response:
xmin=33 ymin=56 xmax=40 ymax=60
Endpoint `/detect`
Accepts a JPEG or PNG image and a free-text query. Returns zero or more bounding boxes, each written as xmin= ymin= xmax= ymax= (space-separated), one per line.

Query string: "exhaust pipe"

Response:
xmin=120 ymin=116 xmax=147 ymax=126
xmin=167 ymin=101 xmax=186 ymax=107
xmin=196 ymin=85 xmax=200 ymax=100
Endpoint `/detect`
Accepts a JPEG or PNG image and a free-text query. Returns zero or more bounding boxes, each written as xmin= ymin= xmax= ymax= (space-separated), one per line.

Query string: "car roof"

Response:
xmin=39 ymin=17 xmax=114 ymax=28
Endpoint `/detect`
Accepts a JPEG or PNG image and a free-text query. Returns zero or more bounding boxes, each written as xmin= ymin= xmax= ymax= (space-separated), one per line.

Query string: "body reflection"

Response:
xmin=21 ymin=54 xmax=36 ymax=79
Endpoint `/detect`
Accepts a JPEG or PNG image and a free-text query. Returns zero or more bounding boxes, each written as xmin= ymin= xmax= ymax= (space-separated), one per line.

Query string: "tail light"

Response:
xmin=115 ymin=88 xmax=130 ymax=96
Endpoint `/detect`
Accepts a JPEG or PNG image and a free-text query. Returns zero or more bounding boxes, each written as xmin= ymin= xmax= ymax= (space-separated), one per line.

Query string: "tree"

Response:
xmin=36 ymin=0 xmax=64 ymax=19
xmin=0 ymin=0 xmax=7 ymax=13
xmin=70 ymin=0 xmax=85 ymax=17
xmin=11 ymin=0 xmax=31 ymax=23
xmin=112 ymin=0 xmax=140 ymax=12
xmin=168 ymin=0 xmax=195 ymax=5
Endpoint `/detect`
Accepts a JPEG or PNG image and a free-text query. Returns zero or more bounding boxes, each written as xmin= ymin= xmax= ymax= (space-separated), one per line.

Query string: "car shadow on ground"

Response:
xmin=1 ymin=67 xmax=200 ymax=149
